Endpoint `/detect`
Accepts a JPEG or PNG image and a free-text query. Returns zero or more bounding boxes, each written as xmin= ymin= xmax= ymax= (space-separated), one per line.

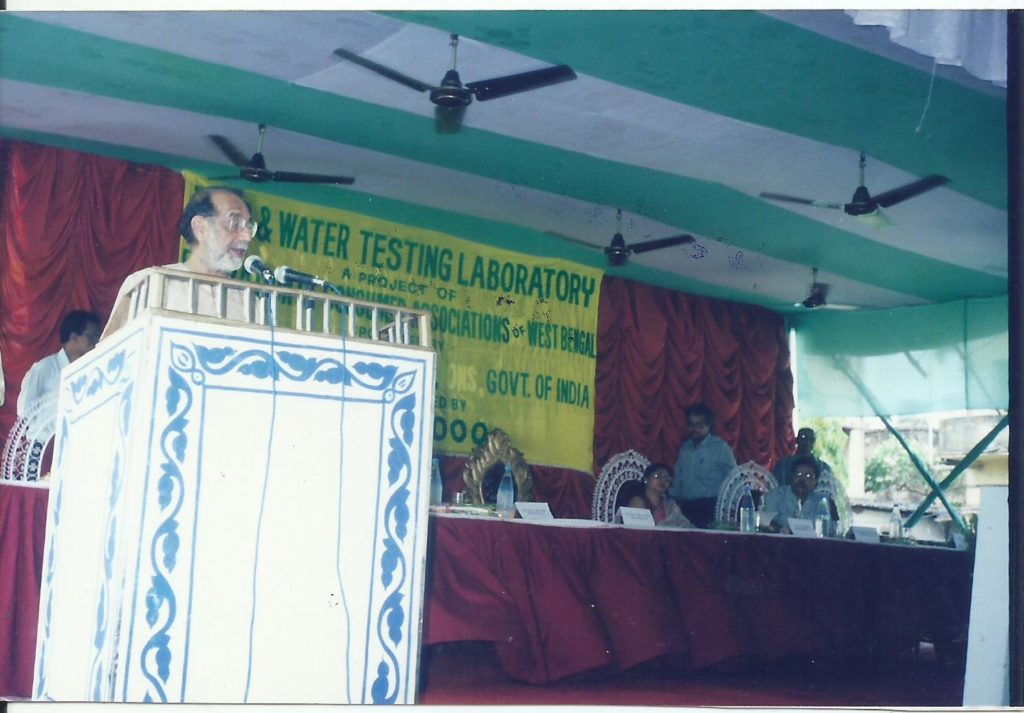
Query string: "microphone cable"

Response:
xmin=333 ymin=287 xmax=353 ymax=702
xmin=243 ymin=275 xmax=279 ymax=702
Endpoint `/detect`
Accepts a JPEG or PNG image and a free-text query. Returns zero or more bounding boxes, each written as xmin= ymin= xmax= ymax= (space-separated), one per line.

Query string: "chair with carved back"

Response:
xmin=714 ymin=460 xmax=779 ymax=527
xmin=815 ymin=463 xmax=851 ymax=535
xmin=1 ymin=393 xmax=57 ymax=484
xmin=591 ymin=449 xmax=650 ymax=523
xmin=460 ymin=428 xmax=532 ymax=506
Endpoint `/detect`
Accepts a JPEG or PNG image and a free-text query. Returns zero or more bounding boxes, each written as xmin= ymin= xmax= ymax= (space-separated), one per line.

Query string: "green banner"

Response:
xmin=184 ymin=173 xmax=603 ymax=471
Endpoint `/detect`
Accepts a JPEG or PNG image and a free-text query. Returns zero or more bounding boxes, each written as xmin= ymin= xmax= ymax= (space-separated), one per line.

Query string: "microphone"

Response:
xmin=274 ymin=265 xmax=328 ymax=288
xmin=243 ymin=255 xmax=275 ymax=284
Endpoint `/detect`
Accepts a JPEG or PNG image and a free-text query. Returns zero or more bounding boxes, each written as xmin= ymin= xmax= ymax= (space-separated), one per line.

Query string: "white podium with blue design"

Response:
xmin=33 ymin=270 xmax=435 ymax=704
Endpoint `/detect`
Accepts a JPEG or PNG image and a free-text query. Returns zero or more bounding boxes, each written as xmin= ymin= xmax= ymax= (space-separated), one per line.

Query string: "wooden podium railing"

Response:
xmin=109 ymin=267 xmax=432 ymax=348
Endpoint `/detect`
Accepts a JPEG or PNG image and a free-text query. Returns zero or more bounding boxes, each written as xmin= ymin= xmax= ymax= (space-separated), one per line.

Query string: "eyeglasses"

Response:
xmin=210 ymin=213 xmax=258 ymax=237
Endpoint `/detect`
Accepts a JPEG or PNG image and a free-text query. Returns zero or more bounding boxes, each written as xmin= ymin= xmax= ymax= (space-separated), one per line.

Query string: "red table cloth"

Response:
xmin=421 ymin=514 xmax=973 ymax=684
xmin=0 ymin=483 xmax=49 ymax=699
xmin=1 ymin=497 xmax=974 ymax=696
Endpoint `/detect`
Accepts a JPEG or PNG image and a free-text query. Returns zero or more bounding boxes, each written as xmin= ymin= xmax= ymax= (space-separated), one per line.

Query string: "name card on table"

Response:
xmin=787 ymin=518 xmax=818 ymax=538
xmin=515 ymin=501 xmax=554 ymax=522
xmin=618 ymin=507 xmax=656 ymax=528
xmin=851 ymin=526 xmax=881 ymax=543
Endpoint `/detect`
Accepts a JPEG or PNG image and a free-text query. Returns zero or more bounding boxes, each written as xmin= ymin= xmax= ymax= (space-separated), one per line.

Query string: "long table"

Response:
xmin=421 ymin=513 xmax=973 ymax=684
xmin=1 ymin=488 xmax=974 ymax=697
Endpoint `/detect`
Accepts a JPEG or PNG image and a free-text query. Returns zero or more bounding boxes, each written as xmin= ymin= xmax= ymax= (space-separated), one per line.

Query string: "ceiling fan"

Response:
xmin=208 ymin=124 xmax=355 ymax=185
xmin=797 ymin=268 xmax=857 ymax=310
xmin=333 ymin=33 xmax=577 ymax=133
xmin=799 ymin=268 xmax=830 ymax=309
xmin=760 ymin=152 xmax=949 ymax=222
xmin=551 ymin=209 xmax=695 ymax=267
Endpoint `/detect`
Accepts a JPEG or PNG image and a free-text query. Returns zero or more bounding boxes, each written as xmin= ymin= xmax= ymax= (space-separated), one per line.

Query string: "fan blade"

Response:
xmin=270 ymin=170 xmax=355 ymax=185
xmin=435 ymin=104 xmax=467 ymax=134
xmin=872 ymin=174 xmax=949 ymax=208
xmin=760 ymin=192 xmax=844 ymax=211
xmin=209 ymin=135 xmax=251 ymax=168
xmin=544 ymin=230 xmax=604 ymax=251
xmin=333 ymin=47 xmax=434 ymax=93
xmin=466 ymin=64 xmax=577 ymax=101
xmin=628 ymin=234 xmax=695 ymax=254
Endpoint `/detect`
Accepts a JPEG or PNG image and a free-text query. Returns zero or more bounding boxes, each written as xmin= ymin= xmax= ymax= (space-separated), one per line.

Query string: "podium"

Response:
xmin=32 ymin=269 xmax=435 ymax=703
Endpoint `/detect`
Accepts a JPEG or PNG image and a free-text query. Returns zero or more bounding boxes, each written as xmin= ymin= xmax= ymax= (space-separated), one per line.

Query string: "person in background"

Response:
xmin=670 ymin=403 xmax=737 ymax=528
xmin=104 ymin=186 xmax=257 ymax=335
xmin=16 ymin=310 xmax=102 ymax=442
xmin=762 ymin=455 xmax=837 ymax=533
xmin=628 ymin=462 xmax=694 ymax=528
xmin=773 ymin=427 xmax=833 ymax=486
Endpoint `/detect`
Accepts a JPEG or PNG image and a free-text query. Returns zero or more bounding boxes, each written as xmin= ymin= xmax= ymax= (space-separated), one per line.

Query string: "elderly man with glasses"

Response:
xmin=762 ymin=455 xmax=838 ymax=534
xmin=104 ymin=187 xmax=258 ymax=335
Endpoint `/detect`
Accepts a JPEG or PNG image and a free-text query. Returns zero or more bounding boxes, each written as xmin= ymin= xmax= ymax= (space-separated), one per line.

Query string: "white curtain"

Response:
xmin=846 ymin=10 xmax=1007 ymax=86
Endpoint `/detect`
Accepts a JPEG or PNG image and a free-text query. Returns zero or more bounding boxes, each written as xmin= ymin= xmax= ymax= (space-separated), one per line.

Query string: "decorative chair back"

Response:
xmin=1 ymin=394 xmax=57 ymax=484
xmin=592 ymin=449 xmax=650 ymax=522
xmin=714 ymin=460 xmax=778 ymax=526
xmin=814 ymin=463 xmax=852 ymax=534
xmin=460 ymin=428 xmax=532 ymax=506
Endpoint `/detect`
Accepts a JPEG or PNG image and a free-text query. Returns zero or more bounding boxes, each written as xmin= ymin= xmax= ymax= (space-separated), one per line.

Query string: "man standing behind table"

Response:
xmin=17 ymin=310 xmax=103 ymax=442
xmin=773 ymin=427 xmax=833 ymax=486
xmin=670 ymin=403 xmax=737 ymax=528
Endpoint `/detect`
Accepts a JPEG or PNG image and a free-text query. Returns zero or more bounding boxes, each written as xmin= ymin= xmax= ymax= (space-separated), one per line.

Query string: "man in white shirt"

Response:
xmin=16 ymin=310 xmax=102 ymax=441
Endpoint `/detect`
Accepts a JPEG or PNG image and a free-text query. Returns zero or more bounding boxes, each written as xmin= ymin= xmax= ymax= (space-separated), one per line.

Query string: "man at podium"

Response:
xmin=104 ymin=187 xmax=257 ymax=335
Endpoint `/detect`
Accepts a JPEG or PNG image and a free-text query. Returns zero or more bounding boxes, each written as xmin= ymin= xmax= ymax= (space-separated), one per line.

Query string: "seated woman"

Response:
xmin=762 ymin=454 xmax=838 ymax=533
xmin=628 ymin=462 xmax=694 ymax=528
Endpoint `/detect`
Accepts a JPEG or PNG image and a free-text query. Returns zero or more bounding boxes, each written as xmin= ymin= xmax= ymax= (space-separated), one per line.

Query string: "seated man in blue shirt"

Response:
xmin=670 ymin=404 xmax=737 ymax=528
xmin=762 ymin=455 xmax=838 ymax=534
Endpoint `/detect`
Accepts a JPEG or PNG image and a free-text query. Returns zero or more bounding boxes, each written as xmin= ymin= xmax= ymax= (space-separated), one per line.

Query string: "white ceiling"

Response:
xmin=0 ymin=10 xmax=1008 ymax=314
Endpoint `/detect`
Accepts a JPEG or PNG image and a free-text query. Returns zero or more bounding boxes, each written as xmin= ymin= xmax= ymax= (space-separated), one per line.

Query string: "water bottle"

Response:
xmin=738 ymin=486 xmax=756 ymax=533
xmin=814 ymin=493 xmax=831 ymax=538
xmin=888 ymin=504 xmax=903 ymax=540
xmin=429 ymin=458 xmax=443 ymax=506
xmin=496 ymin=465 xmax=515 ymax=518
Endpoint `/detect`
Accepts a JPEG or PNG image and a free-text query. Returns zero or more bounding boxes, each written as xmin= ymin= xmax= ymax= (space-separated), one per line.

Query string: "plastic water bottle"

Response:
xmin=738 ymin=486 xmax=756 ymax=532
xmin=814 ymin=493 xmax=831 ymax=538
xmin=888 ymin=504 xmax=903 ymax=540
xmin=429 ymin=458 xmax=443 ymax=506
xmin=496 ymin=465 xmax=515 ymax=518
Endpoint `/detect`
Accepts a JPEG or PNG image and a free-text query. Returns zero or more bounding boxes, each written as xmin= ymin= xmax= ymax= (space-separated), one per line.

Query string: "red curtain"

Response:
xmin=0 ymin=140 xmax=184 ymax=440
xmin=594 ymin=276 xmax=794 ymax=474
xmin=0 ymin=140 xmax=794 ymax=519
